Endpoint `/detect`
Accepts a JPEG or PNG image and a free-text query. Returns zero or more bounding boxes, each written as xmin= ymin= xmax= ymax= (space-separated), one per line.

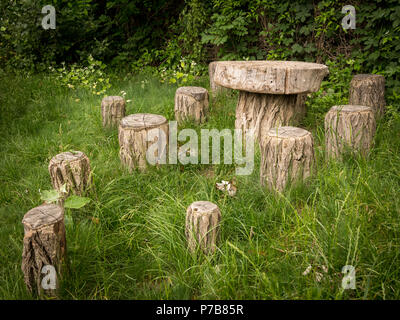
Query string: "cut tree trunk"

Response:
xmin=48 ymin=151 xmax=91 ymax=196
xmin=185 ymin=201 xmax=221 ymax=254
xmin=119 ymin=113 xmax=169 ymax=171
xmin=101 ymin=96 xmax=126 ymax=128
xmin=325 ymin=105 xmax=376 ymax=158
xmin=235 ymin=92 xmax=307 ymax=141
xmin=260 ymin=126 xmax=315 ymax=192
xmin=21 ymin=203 xmax=66 ymax=297
xmin=208 ymin=62 xmax=228 ymax=96
xmin=349 ymin=74 xmax=385 ymax=117
xmin=175 ymin=86 xmax=209 ymax=124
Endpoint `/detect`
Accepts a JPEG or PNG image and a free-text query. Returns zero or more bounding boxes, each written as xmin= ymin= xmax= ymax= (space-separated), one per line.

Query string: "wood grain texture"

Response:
xmin=349 ymin=74 xmax=386 ymax=117
xmin=174 ymin=86 xmax=209 ymax=124
xmin=209 ymin=61 xmax=228 ymax=96
xmin=118 ymin=113 xmax=169 ymax=170
xmin=325 ymin=105 xmax=376 ymax=158
xmin=260 ymin=126 xmax=315 ymax=191
xmin=235 ymin=91 xmax=307 ymax=141
xmin=48 ymin=151 xmax=91 ymax=196
xmin=185 ymin=201 xmax=221 ymax=254
xmin=21 ymin=203 xmax=66 ymax=297
xmin=214 ymin=61 xmax=329 ymax=94
xmin=101 ymin=96 xmax=126 ymax=128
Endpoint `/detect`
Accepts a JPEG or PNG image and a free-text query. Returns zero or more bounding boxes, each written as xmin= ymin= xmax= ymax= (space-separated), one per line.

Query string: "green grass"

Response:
xmin=0 ymin=72 xmax=400 ymax=300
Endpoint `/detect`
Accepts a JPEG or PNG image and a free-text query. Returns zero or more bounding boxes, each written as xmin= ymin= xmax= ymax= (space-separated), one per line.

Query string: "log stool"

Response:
xmin=101 ymin=96 xmax=126 ymax=128
xmin=260 ymin=126 xmax=315 ymax=192
xmin=325 ymin=105 xmax=376 ymax=158
xmin=185 ymin=201 xmax=221 ymax=254
xmin=349 ymin=74 xmax=385 ymax=117
xmin=119 ymin=113 xmax=169 ymax=170
xmin=21 ymin=203 xmax=66 ymax=297
xmin=174 ymin=86 xmax=209 ymax=124
xmin=48 ymin=151 xmax=91 ymax=196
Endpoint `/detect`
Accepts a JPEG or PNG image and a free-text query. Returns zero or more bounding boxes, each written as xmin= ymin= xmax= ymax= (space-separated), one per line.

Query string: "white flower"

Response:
xmin=302 ymin=265 xmax=312 ymax=276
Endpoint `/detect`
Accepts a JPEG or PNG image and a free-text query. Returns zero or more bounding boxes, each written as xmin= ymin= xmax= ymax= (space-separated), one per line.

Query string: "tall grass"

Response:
xmin=0 ymin=72 xmax=399 ymax=299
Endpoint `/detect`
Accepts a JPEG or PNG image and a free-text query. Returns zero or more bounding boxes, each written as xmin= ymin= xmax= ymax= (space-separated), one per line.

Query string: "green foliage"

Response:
xmin=49 ymin=55 xmax=111 ymax=96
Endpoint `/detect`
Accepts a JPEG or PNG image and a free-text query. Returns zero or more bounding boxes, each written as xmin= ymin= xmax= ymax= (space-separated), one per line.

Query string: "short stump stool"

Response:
xmin=174 ymin=86 xmax=209 ymax=124
xmin=260 ymin=126 xmax=315 ymax=192
xmin=325 ymin=105 xmax=376 ymax=159
xmin=101 ymin=96 xmax=126 ymax=128
xmin=118 ymin=113 xmax=169 ymax=171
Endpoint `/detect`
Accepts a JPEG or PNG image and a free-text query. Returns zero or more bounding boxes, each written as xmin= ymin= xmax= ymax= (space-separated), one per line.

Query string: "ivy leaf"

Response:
xmin=40 ymin=189 xmax=62 ymax=203
xmin=64 ymin=195 xmax=91 ymax=209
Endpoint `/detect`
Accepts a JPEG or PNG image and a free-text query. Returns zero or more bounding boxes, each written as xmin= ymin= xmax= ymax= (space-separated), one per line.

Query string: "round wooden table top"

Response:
xmin=214 ymin=60 xmax=329 ymax=94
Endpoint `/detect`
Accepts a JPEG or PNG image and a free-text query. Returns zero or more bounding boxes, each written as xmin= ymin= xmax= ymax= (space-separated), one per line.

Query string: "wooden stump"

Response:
xmin=119 ymin=113 xmax=169 ymax=170
xmin=235 ymin=92 xmax=307 ymax=141
xmin=325 ymin=105 xmax=376 ymax=158
xmin=349 ymin=74 xmax=385 ymax=117
xmin=48 ymin=151 xmax=91 ymax=196
xmin=185 ymin=201 xmax=221 ymax=254
xmin=174 ymin=86 xmax=209 ymax=124
xmin=260 ymin=126 xmax=315 ymax=191
xmin=209 ymin=62 xmax=228 ymax=96
xmin=101 ymin=96 xmax=126 ymax=128
xmin=21 ymin=203 xmax=66 ymax=297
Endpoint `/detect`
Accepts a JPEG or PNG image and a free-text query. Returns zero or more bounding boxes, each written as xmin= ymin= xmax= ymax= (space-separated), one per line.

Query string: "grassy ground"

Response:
xmin=0 ymin=72 xmax=400 ymax=300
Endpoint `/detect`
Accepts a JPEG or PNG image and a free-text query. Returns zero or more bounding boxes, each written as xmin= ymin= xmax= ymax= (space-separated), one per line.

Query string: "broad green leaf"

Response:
xmin=64 ymin=195 xmax=91 ymax=209
xmin=40 ymin=189 xmax=61 ymax=203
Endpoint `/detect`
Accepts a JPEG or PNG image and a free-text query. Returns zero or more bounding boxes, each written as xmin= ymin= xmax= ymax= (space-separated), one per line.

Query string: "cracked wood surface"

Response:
xmin=101 ymin=95 xmax=126 ymax=128
xmin=175 ymin=86 xmax=209 ymax=124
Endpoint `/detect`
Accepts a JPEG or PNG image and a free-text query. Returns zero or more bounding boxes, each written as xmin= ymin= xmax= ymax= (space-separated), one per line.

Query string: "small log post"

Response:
xmin=185 ymin=201 xmax=221 ymax=254
xmin=21 ymin=203 xmax=66 ymax=297
xmin=209 ymin=61 xmax=228 ymax=96
xmin=260 ymin=126 xmax=315 ymax=192
xmin=101 ymin=96 xmax=126 ymax=128
xmin=118 ymin=113 xmax=169 ymax=171
xmin=325 ymin=105 xmax=376 ymax=158
xmin=349 ymin=74 xmax=386 ymax=117
xmin=174 ymin=86 xmax=209 ymax=124
xmin=48 ymin=151 xmax=91 ymax=196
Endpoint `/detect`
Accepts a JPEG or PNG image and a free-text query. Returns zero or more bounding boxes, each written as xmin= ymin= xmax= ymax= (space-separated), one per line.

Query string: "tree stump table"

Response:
xmin=48 ymin=151 xmax=91 ymax=196
xmin=349 ymin=74 xmax=386 ymax=117
xmin=101 ymin=96 xmax=126 ymax=128
xmin=185 ymin=201 xmax=221 ymax=255
xmin=21 ymin=203 xmax=66 ymax=297
xmin=325 ymin=105 xmax=376 ymax=158
xmin=119 ymin=113 xmax=169 ymax=171
xmin=174 ymin=86 xmax=209 ymax=124
xmin=260 ymin=126 xmax=315 ymax=192
xmin=213 ymin=61 xmax=329 ymax=140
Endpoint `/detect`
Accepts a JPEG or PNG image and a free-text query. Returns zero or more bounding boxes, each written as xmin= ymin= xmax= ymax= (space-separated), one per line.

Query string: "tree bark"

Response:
xmin=325 ymin=105 xmax=376 ymax=158
xmin=185 ymin=201 xmax=221 ymax=254
xmin=209 ymin=62 xmax=228 ymax=96
xmin=235 ymin=91 xmax=307 ymax=141
xmin=101 ymin=96 xmax=126 ymax=128
xmin=48 ymin=151 xmax=91 ymax=196
xmin=21 ymin=203 xmax=66 ymax=297
xmin=349 ymin=74 xmax=385 ymax=117
xmin=260 ymin=126 xmax=315 ymax=192
xmin=118 ymin=113 xmax=169 ymax=171
xmin=175 ymin=86 xmax=209 ymax=124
